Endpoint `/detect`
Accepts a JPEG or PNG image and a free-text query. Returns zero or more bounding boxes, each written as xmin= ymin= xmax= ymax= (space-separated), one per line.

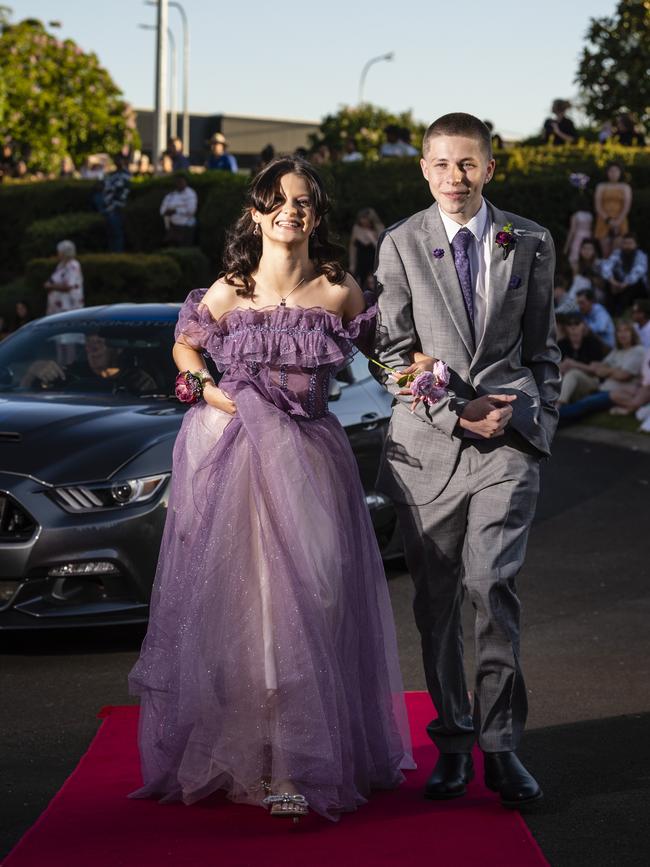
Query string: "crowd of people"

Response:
xmin=554 ymin=159 xmax=649 ymax=430
xmin=542 ymin=99 xmax=646 ymax=147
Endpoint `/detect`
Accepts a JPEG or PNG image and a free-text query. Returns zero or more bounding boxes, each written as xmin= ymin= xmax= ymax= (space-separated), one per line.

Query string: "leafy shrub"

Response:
xmin=25 ymin=253 xmax=184 ymax=307
xmin=20 ymin=212 xmax=106 ymax=263
xmin=197 ymin=173 xmax=249 ymax=266
xmin=161 ymin=247 xmax=214 ymax=289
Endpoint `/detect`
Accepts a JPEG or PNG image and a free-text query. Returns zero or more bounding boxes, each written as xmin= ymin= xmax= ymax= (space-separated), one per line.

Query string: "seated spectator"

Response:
xmin=632 ymin=299 xmax=650 ymax=349
xmin=554 ymin=275 xmax=579 ymax=334
xmin=542 ymin=99 xmax=577 ymax=146
xmin=206 ymin=133 xmax=238 ymax=172
xmin=560 ymin=321 xmax=645 ymax=421
xmin=341 ymin=138 xmax=363 ymax=163
xmin=44 ymin=240 xmax=84 ymax=315
xmin=160 ymin=174 xmax=198 ymax=247
xmin=576 ymin=289 xmax=615 ymax=348
xmin=600 ymin=233 xmax=648 ymax=316
xmin=558 ymin=313 xmax=608 ymax=405
xmin=609 ymin=345 xmax=650 ymax=417
xmin=568 ymin=237 xmax=604 ymax=300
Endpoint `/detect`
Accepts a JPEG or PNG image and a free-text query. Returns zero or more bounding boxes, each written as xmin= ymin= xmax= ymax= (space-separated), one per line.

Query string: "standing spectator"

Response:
xmin=60 ymin=155 xmax=76 ymax=177
xmin=576 ymin=288 xmax=616 ymax=348
xmin=542 ymin=99 xmax=577 ymax=145
xmin=397 ymin=128 xmax=418 ymax=156
xmin=310 ymin=144 xmax=331 ymax=166
xmin=348 ymin=208 xmax=384 ymax=289
xmin=341 ymin=138 xmax=363 ymax=163
xmin=160 ymin=174 xmax=198 ymax=247
xmin=206 ymin=133 xmax=238 ymax=172
xmin=254 ymin=144 xmax=275 ymax=173
xmin=99 ymin=155 xmax=131 ymax=252
xmin=380 ymin=124 xmax=403 ymax=157
xmin=11 ymin=301 xmax=34 ymax=332
xmin=564 ymin=173 xmax=593 ymax=269
xmin=568 ymin=237 xmax=605 ymax=301
xmin=44 ymin=240 xmax=84 ymax=315
xmin=594 ymin=162 xmax=632 ymax=258
xmin=483 ymin=120 xmax=504 ymax=150
xmin=166 ymin=137 xmax=190 ymax=171
xmin=600 ymin=233 xmax=648 ymax=315
xmin=631 ymin=299 xmax=650 ymax=349
xmin=615 ymin=112 xmax=645 ymax=147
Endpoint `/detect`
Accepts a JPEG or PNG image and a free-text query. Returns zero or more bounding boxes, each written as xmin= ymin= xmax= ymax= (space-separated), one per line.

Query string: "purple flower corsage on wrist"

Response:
xmin=175 ymin=370 xmax=203 ymax=404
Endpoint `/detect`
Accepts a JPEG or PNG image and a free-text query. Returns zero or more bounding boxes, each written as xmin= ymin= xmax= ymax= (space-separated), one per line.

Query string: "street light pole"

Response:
xmin=358 ymin=52 xmax=394 ymax=105
xmin=147 ymin=1 xmax=189 ymax=156
xmin=153 ymin=0 xmax=168 ymax=167
xmin=140 ymin=24 xmax=176 ymax=142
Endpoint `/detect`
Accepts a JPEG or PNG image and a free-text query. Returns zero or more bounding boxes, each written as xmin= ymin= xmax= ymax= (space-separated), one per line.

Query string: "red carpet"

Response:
xmin=3 ymin=693 xmax=548 ymax=867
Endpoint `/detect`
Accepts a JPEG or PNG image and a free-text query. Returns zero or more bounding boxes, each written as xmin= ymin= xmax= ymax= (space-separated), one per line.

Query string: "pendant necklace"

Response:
xmin=276 ymin=277 xmax=306 ymax=307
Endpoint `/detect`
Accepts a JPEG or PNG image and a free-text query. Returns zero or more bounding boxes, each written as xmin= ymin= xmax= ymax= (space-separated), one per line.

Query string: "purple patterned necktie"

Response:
xmin=450 ymin=227 xmax=474 ymax=325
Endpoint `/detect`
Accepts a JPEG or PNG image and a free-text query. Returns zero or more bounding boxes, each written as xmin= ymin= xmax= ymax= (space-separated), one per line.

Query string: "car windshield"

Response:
xmin=0 ymin=318 xmax=179 ymax=397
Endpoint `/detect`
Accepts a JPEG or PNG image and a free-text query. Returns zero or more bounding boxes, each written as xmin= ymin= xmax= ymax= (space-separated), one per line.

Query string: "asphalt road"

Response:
xmin=2 ymin=432 xmax=650 ymax=866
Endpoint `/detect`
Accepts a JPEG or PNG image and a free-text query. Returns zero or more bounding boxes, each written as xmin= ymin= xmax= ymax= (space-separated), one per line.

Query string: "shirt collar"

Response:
xmin=439 ymin=199 xmax=489 ymax=245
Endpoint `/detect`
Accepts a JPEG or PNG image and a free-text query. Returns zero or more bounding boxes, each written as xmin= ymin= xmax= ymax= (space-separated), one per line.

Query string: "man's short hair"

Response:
xmin=633 ymin=299 xmax=650 ymax=317
xmin=576 ymin=288 xmax=595 ymax=302
xmin=563 ymin=312 xmax=584 ymax=326
xmin=422 ymin=113 xmax=493 ymax=159
xmin=622 ymin=232 xmax=637 ymax=242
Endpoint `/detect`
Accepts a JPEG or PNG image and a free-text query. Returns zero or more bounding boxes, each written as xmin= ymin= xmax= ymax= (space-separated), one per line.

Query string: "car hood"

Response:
xmin=0 ymin=394 xmax=184 ymax=485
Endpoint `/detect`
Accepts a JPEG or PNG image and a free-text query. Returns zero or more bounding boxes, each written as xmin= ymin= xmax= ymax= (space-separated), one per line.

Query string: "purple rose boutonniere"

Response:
xmin=495 ymin=222 xmax=515 ymax=260
xmin=432 ymin=248 xmax=445 ymax=259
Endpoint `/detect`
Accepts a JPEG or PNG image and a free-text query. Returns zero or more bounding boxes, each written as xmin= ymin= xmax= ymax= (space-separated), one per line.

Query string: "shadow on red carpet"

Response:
xmin=2 ymin=692 xmax=548 ymax=867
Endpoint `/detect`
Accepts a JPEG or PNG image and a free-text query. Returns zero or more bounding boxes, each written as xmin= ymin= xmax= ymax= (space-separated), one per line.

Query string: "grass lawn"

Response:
xmin=579 ymin=410 xmax=647 ymax=435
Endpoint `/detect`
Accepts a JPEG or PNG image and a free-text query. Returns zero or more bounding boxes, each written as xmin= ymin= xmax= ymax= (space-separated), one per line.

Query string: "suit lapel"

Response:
xmin=472 ymin=200 xmax=516 ymax=365
xmin=417 ymin=204 xmax=475 ymax=356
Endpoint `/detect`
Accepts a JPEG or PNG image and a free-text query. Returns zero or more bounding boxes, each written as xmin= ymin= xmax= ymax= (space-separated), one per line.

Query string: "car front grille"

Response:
xmin=0 ymin=494 xmax=37 ymax=542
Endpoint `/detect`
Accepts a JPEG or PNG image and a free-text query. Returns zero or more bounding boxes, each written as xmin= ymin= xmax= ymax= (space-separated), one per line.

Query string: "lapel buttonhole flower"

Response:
xmin=495 ymin=222 xmax=516 ymax=260
xmin=432 ymin=248 xmax=445 ymax=259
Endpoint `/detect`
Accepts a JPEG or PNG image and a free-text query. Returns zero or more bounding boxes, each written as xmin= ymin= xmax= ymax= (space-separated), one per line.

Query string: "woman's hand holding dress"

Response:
xmin=203 ymin=382 xmax=236 ymax=414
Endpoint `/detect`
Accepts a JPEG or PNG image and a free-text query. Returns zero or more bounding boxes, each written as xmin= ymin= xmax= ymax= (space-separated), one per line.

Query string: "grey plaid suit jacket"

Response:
xmin=374 ymin=199 xmax=561 ymax=506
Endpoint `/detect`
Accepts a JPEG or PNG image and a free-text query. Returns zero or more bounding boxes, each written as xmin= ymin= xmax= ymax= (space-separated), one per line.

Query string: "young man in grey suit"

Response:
xmin=374 ymin=113 xmax=561 ymax=807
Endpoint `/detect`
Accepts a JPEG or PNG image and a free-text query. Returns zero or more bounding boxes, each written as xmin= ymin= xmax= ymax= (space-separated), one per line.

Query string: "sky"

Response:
xmin=7 ymin=0 xmax=617 ymax=138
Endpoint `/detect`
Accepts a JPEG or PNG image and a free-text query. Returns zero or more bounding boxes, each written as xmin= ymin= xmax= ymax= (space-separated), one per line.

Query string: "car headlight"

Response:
xmin=52 ymin=473 xmax=169 ymax=512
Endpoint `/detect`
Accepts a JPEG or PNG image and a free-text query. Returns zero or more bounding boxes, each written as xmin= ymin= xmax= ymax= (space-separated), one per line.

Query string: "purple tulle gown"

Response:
xmin=127 ymin=289 xmax=415 ymax=821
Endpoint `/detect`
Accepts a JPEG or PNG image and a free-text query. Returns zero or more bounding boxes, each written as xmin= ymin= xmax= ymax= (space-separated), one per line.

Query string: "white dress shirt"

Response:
xmin=439 ymin=199 xmax=491 ymax=343
xmin=160 ymin=186 xmax=198 ymax=227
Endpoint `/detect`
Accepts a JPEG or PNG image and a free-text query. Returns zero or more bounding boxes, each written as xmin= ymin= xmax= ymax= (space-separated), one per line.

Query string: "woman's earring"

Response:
xmin=254 ymin=224 xmax=260 ymax=236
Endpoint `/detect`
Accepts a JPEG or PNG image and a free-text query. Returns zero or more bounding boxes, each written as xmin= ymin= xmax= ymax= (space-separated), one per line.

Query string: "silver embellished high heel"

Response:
xmin=263 ymin=792 xmax=309 ymax=823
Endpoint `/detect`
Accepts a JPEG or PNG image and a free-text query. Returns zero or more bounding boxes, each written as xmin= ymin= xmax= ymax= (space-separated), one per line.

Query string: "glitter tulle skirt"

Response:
xmin=128 ymin=384 xmax=414 ymax=821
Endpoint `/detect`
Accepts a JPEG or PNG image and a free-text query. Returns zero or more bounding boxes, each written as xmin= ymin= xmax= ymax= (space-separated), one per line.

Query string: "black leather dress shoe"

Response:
xmin=424 ymin=752 xmax=474 ymax=800
xmin=483 ymin=751 xmax=543 ymax=807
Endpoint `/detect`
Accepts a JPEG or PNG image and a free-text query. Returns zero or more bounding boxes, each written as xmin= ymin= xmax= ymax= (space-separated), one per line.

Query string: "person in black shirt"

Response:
xmin=543 ymin=99 xmax=577 ymax=146
xmin=557 ymin=312 xmax=608 ymax=405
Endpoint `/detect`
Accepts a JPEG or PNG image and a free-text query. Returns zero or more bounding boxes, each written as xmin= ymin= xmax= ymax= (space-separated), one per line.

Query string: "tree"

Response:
xmin=310 ymin=104 xmax=426 ymax=161
xmin=576 ymin=0 xmax=650 ymax=126
xmin=0 ymin=18 xmax=139 ymax=174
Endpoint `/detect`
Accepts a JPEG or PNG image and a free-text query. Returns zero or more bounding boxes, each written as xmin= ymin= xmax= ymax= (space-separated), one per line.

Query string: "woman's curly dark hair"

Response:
xmin=220 ymin=157 xmax=345 ymax=297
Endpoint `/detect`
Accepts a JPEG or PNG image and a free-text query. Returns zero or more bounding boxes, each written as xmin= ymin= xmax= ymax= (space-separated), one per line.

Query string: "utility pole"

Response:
xmin=152 ymin=0 xmax=168 ymax=167
xmin=147 ymin=1 xmax=189 ymax=155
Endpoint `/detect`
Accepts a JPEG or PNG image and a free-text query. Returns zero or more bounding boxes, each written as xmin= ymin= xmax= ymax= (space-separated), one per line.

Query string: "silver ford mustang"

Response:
xmin=0 ymin=304 xmax=400 ymax=630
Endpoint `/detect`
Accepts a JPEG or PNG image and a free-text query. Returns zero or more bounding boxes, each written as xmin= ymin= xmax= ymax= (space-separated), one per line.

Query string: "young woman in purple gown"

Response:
xmin=128 ymin=158 xmax=414 ymax=822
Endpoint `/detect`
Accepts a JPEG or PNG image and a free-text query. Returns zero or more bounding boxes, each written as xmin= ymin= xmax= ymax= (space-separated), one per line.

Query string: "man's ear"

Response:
xmin=484 ymin=158 xmax=496 ymax=184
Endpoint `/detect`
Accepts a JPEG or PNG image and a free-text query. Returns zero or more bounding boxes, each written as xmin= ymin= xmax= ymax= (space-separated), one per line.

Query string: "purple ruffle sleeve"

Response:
xmin=174 ymin=288 xmax=213 ymax=350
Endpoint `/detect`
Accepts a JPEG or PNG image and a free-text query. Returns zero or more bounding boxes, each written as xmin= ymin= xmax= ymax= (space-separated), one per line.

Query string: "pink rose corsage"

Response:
xmin=175 ymin=370 xmax=203 ymax=404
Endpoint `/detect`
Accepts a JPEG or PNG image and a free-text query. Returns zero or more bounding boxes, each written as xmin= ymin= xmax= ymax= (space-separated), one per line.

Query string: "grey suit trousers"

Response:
xmin=396 ymin=434 xmax=540 ymax=754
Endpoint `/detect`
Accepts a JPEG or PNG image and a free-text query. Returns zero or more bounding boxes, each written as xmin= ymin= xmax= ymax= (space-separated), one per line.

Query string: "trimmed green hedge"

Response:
xmin=20 ymin=212 xmax=106 ymax=262
xmin=3 ymin=145 xmax=650 ymax=284
xmin=162 ymin=246 xmax=214 ymax=288
xmin=25 ymin=253 xmax=185 ymax=308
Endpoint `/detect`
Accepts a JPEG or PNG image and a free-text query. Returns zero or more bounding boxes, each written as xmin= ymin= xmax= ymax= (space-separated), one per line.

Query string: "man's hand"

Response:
xmin=458 ymin=394 xmax=517 ymax=439
xmin=21 ymin=359 xmax=66 ymax=387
